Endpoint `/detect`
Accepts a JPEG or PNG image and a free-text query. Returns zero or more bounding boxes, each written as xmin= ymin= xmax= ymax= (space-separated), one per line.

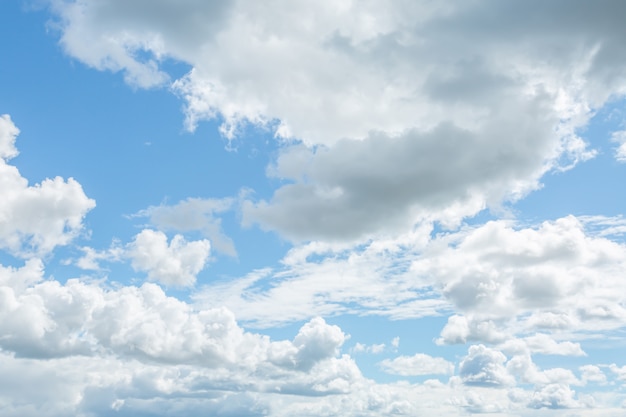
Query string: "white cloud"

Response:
xmin=291 ymin=317 xmax=346 ymax=370
xmin=391 ymin=337 xmax=400 ymax=349
xmin=500 ymin=333 xmax=586 ymax=357
xmin=193 ymin=224 xmax=447 ymax=327
xmin=135 ymin=197 xmax=236 ymax=256
xmin=74 ymin=242 xmax=124 ymax=271
xmin=437 ymin=315 xmax=508 ymax=345
xmin=0 ymin=114 xmax=19 ymax=159
xmin=127 ymin=229 xmax=211 ymax=287
xmin=46 ymin=0 xmax=626 ymax=241
xmin=458 ymin=345 xmax=515 ymax=387
xmin=352 ymin=342 xmax=386 ymax=355
xmin=527 ymin=383 xmax=587 ymax=409
xmin=521 ymin=334 xmax=586 ymax=357
xmin=612 ymin=130 xmax=626 ymax=162
xmin=423 ymin=216 xmax=626 ymax=343
xmin=0 ymin=263 xmax=621 ymax=415
xmin=196 ymin=214 xmax=626 ymax=343
xmin=506 ymin=353 xmax=580 ymax=387
xmin=0 ymin=115 xmax=95 ymax=257
xmin=11 ymin=2 xmax=626 ymax=414
xmin=380 ymin=353 xmax=454 ymax=376
xmin=580 ymin=365 xmax=607 ymax=385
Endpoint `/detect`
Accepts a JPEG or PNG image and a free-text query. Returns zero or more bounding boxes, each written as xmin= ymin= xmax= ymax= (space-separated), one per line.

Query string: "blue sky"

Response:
xmin=2 ymin=1 xmax=626 ymax=416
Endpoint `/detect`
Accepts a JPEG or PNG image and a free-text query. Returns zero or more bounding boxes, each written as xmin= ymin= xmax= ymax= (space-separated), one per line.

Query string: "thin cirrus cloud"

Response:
xmin=2 ymin=0 xmax=626 ymax=416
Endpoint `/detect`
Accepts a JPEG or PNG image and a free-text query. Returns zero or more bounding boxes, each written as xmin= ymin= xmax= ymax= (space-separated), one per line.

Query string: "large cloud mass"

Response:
xmin=47 ymin=0 xmax=626 ymax=240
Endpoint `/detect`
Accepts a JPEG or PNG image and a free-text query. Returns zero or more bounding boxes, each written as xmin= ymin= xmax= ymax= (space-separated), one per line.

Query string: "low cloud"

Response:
xmin=380 ymin=353 xmax=454 ymax=376
xmin=0 ymin=115 xmax=95 ymax=257
xmin=127 ymin=229 xmax=211 ymax=287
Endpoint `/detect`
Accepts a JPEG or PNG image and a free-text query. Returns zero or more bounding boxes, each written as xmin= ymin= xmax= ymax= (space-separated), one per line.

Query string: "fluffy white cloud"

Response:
xmin=134 ymin=197 xmax=236 ymax=256
xmin=380 ymin=353 xmax=454 ymax=376
xmin=506 ymin=354 xmax=580 ymax=387
xmin=0 ymin=114 xmax=19 ymax=159
xmin=352 ymin=342 xmax=386 ymax=355
xmin=13 ymin=2 xmax=626 ymax=414
xmin=458 ymin=345 xmax=515 ymax=387
xmin=198 ymin=214 xmax=626 ymax=346
xmin=0 ymin=115 xmax=95 ymax=257
xmin=422 ymin=216 xmax=626 ymax=344
xmin=127 ymin=229 xmax=211 ymax=287
xmin=47 ymin=0 xmax=626 ymax=241
xmin=580 ymin=365 xmax=607 ymax=385
xmin=527 ymin=384 xmax=588 ymax=410
xmin=0 ymin=267 xmax=350 ymax=374
xmin=612 ymin=130 xmax=626 ymax=162
xmin=501 ymin=333 xmax=586 ymax=357
xmin=1 ymin=260 xmax=622 ymax=415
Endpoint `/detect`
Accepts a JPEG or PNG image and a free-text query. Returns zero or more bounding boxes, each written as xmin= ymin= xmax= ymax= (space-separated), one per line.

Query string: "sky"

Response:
xmin=1 ymin=1 xmax=626 ymax=416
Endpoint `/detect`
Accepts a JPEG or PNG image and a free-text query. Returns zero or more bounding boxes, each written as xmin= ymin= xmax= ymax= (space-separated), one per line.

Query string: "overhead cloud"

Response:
xmin=198 ymin=215 xmax=626 ymax=342
xmin=380 ymin=353 xmax=454 ymax=376
xmin=243 ymin=110 xmax=569 ymax=241
xmin=6 ymin=1 xmax=626 ymax=415
xmin=0 ymin=115 xmax=95 ymax=257
xmin=127 ymin=229 xmax=211 ymax=287
xmin=458 ymin=345 xmax=515 ymax=387
xmin=45 ymin=0 xmax=626 ymax=241
xmin=135 ymin=197 xmax=236 ymax=256
xmin=527 ymin=384 xmax=588 ymax=409
xmin=423 ymin=216 xmax=626 ymax=343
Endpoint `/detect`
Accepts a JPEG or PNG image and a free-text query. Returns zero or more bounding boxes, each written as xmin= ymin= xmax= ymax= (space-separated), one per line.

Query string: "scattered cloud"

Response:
xmin=0 ymin=115 xmax=95 ymax=257
xmin=4 ymin=1 xmax=626 ymax=415
xmin=459 ymin=345 xmax=515 ymax=387
xmin=611 ymin=130 xmax=626 ymax=162
xmin=135 ymin=197 xmax=236 ymax=256
xmin=380 ymin=353 xmax=454 ymax=376
xmin=127 ymin=229 xmax=211 ymax=287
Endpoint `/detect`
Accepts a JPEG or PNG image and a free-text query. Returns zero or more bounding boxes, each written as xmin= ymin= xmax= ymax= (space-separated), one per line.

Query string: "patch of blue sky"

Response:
xmin=331 ymin=314 xmax=465 ymax=383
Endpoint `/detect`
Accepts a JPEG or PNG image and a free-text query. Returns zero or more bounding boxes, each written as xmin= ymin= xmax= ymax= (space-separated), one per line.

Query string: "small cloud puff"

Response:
xmin=128 ymin=229 xmax=211 ymax=287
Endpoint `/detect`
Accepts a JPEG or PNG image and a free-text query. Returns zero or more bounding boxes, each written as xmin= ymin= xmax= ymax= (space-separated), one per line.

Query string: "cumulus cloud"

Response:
xmin=242 ymin=112 xmax=561 ymax=241
xmin=458 ymin=345 xmax=515 ymax=387
xmin=46 ymin=0 xmax=626 ymax=241
xmin=0 ymin=114 xmax=20 ymax=159
xmin=0 ymin=266 xmax=385 ymax=416
xmin=127 ymin=229 xmax=211 ymax=287
xmin=134 ymin=197 xmax=236 ymax=256
xmin=380 ymin=353 xmax=454 ymax=376
xmin=580 ymin=365 xmax=607 ymax=385
xmin=0 ymin=115 xmax=95 ymax=257
xmin=423 ymin=216 xmax=626 ymax=344
xmin=0 ymin=260 xmax=621 ymax=415
xmin=197 ymin=214 xmax=626 ymax=342
xmin=527 ymin=384 xmax=587 ymax=409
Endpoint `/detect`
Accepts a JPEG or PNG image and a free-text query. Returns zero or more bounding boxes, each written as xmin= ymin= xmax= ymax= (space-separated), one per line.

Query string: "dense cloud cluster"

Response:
xmin=49 ymin=0 xmax=626 ymax=242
